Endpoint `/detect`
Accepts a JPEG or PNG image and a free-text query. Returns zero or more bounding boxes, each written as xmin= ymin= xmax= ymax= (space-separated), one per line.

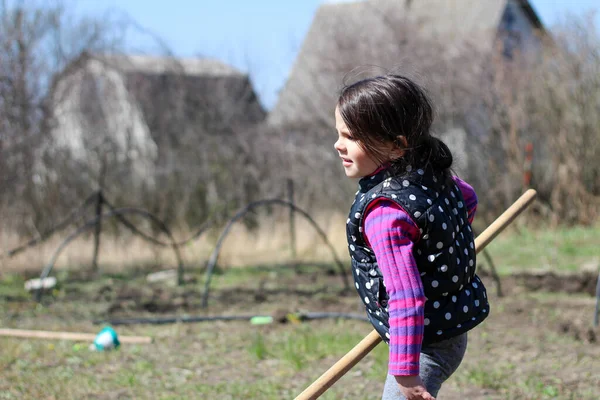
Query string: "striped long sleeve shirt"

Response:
xmin=363 ymin=175 xmax=478 ymax=376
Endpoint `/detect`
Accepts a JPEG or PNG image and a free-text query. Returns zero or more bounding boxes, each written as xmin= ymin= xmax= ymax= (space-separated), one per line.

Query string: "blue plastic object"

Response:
xmin=92 ymin=326 xmax=120 ymax=351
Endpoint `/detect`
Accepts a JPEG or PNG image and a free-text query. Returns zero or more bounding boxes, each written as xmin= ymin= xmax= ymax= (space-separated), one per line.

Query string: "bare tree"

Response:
xmin=3 ymin=0 xmax=596 ymax=242
xmin=264 ymin=3 xmax=599 ymax=226
xmin=476 ymin=13 xmax=600 ymax=225
xmin=0 ymin=0 xmax=125 ymax=233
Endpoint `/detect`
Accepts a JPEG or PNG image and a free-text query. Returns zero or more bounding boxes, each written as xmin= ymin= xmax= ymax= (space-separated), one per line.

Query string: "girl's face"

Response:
xmin=334 ymin=106 xmax=380 ymax=179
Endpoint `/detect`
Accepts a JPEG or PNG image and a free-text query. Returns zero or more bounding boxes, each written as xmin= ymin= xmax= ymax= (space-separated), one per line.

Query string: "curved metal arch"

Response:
xmin=6 ymin=192 xmax=98 ymax=258
xmin=102 ymin=197 xmax=214 ymax=248
xmin=6 ymin=191 xmax=215 ymax=260
xmin=35 ymin=208 xmax=185 ymax=302
xmin=201 ymin=199 xmax=350 ymax=308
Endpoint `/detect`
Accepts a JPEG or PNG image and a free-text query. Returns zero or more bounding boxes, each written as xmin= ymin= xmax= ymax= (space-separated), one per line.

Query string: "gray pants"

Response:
xmin=382 ymin=333 xmax=468 ymax=399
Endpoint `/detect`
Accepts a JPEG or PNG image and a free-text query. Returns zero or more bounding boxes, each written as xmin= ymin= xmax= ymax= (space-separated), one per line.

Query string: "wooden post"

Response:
xmin=92 ymin=156 xmax=107 ymax=273
xmin=91 ymin=190 xmax=103 ymax=272
xmin=288 ymin=179 xmax=297 ymax=260
xmin=523 ymin=142 xmax=533 ymax=188
xmin=594 ymin=271 xmax=600 ymax=327
xmin=0 ymin=328 xmax=152 ymax=344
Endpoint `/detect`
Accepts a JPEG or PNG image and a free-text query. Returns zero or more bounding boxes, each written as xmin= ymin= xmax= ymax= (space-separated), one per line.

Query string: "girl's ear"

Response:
xmin=390 ymin=136 xmax=408 ymax=159
xmin=395 ymin=135 xmax=408 ymax=149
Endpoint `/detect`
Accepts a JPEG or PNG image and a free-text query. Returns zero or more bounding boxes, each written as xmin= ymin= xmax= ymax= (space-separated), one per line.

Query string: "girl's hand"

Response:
xmin=394 ymin=375 xmax=436 ymax=400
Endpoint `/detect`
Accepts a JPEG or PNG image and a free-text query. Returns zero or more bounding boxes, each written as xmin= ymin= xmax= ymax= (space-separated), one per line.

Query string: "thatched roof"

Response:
xmin=89 ymin=53 xmax=267 ymax=137
xmin=47 ymin=52 xmax=266 ymax=184
xmin=268 ymin=0 xmax=544 ymax=127
xmin=97 ymin=54 xmax=244 ymax=77
xmin=52 ymin=52 xmax=266 ymax=151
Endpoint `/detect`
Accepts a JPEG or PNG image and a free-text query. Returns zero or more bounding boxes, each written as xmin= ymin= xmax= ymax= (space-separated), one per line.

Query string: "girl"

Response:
xmin=334 ymin=74 xmax=489 ymax=400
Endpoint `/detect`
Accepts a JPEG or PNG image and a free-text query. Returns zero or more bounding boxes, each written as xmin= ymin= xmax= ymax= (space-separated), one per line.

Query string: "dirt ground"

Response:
xmin=2 ymin=265 xmax=599 ymax=399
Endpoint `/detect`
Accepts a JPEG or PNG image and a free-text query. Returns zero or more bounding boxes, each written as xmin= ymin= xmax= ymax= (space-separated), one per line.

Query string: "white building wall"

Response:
xmin=42 ymin=58 xmax=157 ymax=187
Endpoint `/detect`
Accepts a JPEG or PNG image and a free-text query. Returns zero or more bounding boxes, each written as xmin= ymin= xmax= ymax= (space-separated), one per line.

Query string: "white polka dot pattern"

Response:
xmin=343 ymin=166 xmax=488 ymax=344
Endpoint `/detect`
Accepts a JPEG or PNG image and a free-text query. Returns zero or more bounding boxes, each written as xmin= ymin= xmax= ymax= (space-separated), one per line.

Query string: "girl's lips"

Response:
xmin=341 ymin=158 xmax=352 ymax=167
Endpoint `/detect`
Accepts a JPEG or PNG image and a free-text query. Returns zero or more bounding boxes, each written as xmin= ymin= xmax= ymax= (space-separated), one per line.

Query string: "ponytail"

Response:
xmin=425 ymin=136 xmax=453 ymax=171
xmin=389 ymin=135 xmax=453 ymax=176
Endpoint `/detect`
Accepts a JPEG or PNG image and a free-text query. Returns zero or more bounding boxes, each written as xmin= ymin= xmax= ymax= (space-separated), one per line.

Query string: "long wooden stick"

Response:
xmin=0 ymin=328 xmax=153 ymax=344
xmin=295 ymin=189 xmax=537 ymax=400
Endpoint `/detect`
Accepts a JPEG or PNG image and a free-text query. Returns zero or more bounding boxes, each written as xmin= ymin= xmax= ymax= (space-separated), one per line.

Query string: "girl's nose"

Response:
xmin=334 ymin=138 xmax=344 ymax=153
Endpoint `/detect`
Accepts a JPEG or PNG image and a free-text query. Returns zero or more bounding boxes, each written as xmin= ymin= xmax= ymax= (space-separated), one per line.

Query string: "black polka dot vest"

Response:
xmin=346 ymin=165 xmax=489 ymax=345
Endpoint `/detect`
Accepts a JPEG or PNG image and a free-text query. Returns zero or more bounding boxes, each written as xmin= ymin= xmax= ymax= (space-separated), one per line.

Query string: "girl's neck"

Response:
xmin=366 ymin=163 xmax=390 ymax=178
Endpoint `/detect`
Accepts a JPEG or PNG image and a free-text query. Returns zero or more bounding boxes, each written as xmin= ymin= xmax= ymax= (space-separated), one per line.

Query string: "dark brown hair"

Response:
xmin=337 ymin=74 xmax=453 ymax=175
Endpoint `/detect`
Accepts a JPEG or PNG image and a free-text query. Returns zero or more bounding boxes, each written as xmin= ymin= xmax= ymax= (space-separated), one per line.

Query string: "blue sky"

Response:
xmin=74 ymin=0 xmax=599 ymax=110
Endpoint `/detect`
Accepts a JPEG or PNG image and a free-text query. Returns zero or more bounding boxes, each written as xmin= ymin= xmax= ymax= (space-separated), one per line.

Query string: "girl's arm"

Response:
xmin=363 ymin=199 xmax=425 ymax=376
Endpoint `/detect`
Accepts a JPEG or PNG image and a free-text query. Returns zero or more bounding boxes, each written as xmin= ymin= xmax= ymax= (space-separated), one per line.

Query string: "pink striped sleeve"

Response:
xmin=363 ymin=199 xmax=425 ymax=376
xmin=453 ymin=176 xmax=478 ymax=224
